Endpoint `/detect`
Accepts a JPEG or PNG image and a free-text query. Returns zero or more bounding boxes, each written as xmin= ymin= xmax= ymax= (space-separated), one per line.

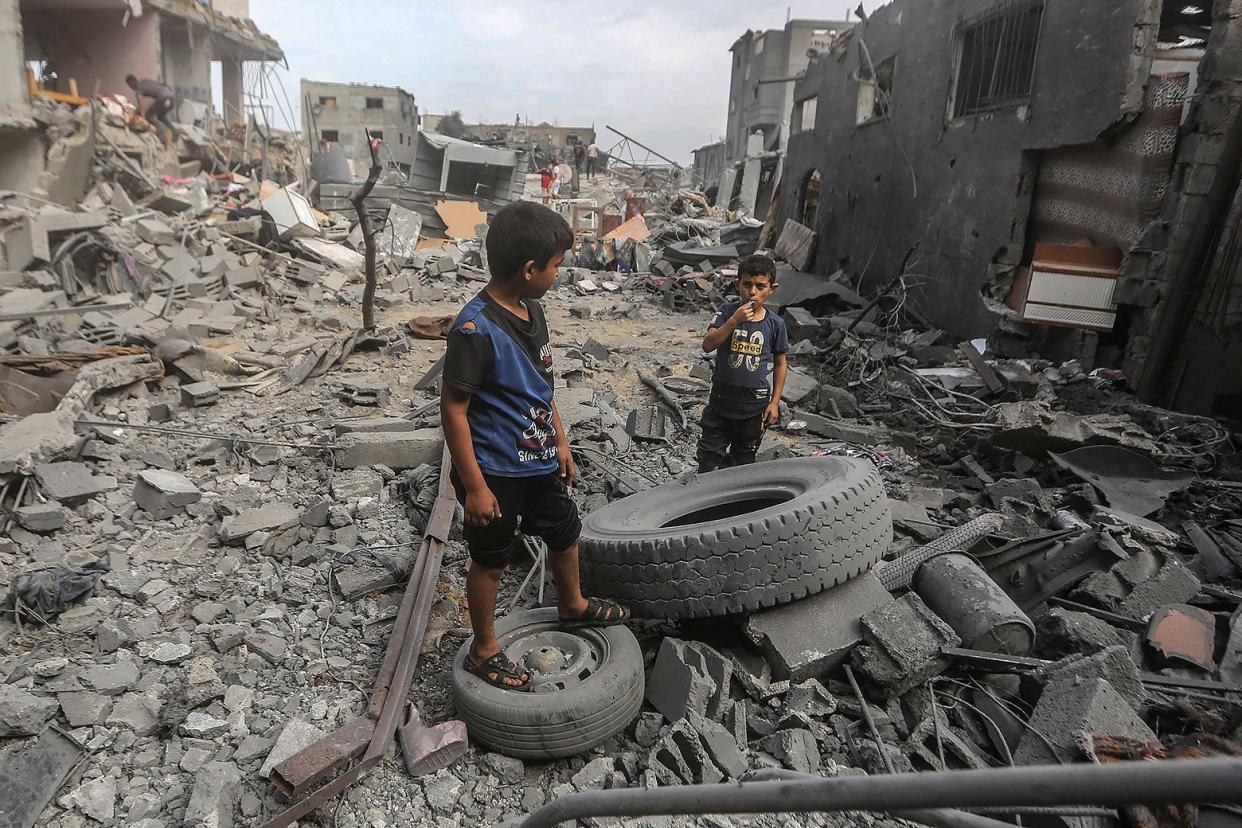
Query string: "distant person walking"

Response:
xmin=126 ymin=74 xmax=176 ymax=150
xmin=573 ymin=141 xmax=586 ymax=171
xmin=585 ymin=141 xmax=600 ymax=179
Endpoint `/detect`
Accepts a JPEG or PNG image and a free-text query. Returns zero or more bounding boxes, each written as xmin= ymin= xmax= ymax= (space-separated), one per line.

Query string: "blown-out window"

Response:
xmin=951 ymin=0 xmax=1045 ymax=117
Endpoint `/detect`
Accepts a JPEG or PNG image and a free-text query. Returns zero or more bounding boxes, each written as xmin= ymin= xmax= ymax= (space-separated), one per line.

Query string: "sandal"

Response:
xmin=464 ymin=651 xmax=531 ymax=691
xmin=559 ymin=597 xmax=632 ymax=629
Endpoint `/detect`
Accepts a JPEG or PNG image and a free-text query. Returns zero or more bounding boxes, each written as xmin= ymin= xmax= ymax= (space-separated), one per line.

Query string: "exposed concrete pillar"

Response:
xmin=221 ymin=57 xmax=244 ymax=125
xmin=737 ymin=132 xmax=765 ymax=215
xmin=0 ymin=0 xmax=27 ymax=112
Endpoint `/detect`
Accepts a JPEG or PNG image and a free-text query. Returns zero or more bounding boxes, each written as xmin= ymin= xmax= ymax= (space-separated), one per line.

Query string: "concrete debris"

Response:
xmin=0 ymin=69 xmax=1237 ymax=828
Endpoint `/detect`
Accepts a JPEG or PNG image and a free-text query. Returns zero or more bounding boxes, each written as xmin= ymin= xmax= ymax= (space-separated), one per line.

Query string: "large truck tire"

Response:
xmin=579 ymin=456 xmax=891 ymax=618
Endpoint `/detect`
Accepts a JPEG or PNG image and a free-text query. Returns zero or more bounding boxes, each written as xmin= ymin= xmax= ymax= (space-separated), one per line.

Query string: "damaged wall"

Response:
xmin=1 ymin=0 xmax=42 ymax=193
xmin=21 ymin=6 xmax=160 ymax=104
xmin=160 ymin=15 xmax=211 ymax=109
xmin=779 ymin=0 xmax=1160 ymax=338
xmin=302 ymin=79 xmax=418 ymax=176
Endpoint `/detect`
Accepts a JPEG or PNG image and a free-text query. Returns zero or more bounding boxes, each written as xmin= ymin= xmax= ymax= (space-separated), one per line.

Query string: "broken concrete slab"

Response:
xmin=180 ymin=381 xmax=220 ymax=407
xmin=334 ymin=428 xmax=443 ymax=470
xmin=0 ymin=684 xmax=58 ymax=736
xmin=220 ymin=502 xmax=299 ymax=544
xmin=645 ymin=638 xmax=717 ymax=723
xmin=184 ymin=761 xmax=240 ymax=827
xmin=33 ymin=461 xmax=118 ymax=505
xmin=259 ymin=719 xmax=326 ymax=779
xmin=1013 ymin=676 xmax=1156 ymax=765
xmin=133 ymin=469 xmax=202 ymax=519
xmin=780 ymin=369 xmax=819 ymax=406
xmin=14 ymin=502 xmax=67 ymax=532
xmin=758 ymin=728 xmax=820 ymax=774
xmin=794 ymin=412 xmax=891 ymax=446
xmin=746 ymin=570 xmax=892 ymax=681
xmin=1038 ymin=645 xmax=1145 ymax=709
xmin=853 ymin=592 xmax=961 ymax=694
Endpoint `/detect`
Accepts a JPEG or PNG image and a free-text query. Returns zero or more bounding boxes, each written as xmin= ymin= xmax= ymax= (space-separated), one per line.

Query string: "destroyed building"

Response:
xmin=724 ymin=19 xmax=851 ymax=165
xmin=423 ymin=115 xmax=596 ymax=161
xmin=766 ymin=0 xmax=1242 ymax=415
xmin=691 ymin=139 xmax=726 ymax=191
xmin=301 ymin=79 xmax=419 ymax=177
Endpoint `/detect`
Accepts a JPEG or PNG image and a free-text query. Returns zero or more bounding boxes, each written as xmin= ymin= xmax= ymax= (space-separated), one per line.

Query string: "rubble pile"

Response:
xmin=0 ymin=100 xmax=1240 ymax=828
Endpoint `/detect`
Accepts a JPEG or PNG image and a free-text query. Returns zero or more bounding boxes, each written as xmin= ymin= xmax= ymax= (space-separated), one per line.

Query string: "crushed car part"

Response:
xmin=451 ymin=607 xmax=644 ymax=759
xmin=975 ymin=528 xmax=1125 ymax=612
xmin=580 ymin=456 xmax=891 ymax=618
xmin=877 ymin=512 xmax=1003 ymax=592
xmin=914 ymin=553 xmax=1035 ymax=656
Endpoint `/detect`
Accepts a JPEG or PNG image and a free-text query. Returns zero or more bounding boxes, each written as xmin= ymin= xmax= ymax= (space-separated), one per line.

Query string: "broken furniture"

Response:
xmin=1007 ymin=243 xmax=1121 ymax=332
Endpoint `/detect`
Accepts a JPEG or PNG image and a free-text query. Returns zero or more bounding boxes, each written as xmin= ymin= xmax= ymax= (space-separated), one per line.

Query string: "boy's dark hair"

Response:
xmin=125 ymin=74 xmax=138 ymax=87
xmin=486 ymin=201 xmax=574 ymax=281
xmin=737 ymin=254 xmax=777 ymax=284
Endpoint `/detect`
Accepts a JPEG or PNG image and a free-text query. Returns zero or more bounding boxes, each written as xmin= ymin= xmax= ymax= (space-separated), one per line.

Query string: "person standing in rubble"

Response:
xmin=697 ymin=254 xmax=788 ymax=473
xmin=125 ymin=74 xmax=176 ymax=150
xmin=585 ymin=140 xmax=599 ymax=179
xmin=539 ymin=161 xmax=556 ymax=204
xmin=441 ymin=201 xmax=631 ymax=690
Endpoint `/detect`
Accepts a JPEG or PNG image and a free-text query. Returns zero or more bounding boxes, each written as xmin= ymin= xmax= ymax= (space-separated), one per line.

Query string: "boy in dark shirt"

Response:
xmin=125 ymin=74 xmax=175 ymax=149
xmin=698 ymin=254 xmax=789 ymax=473
xmin=442 ymin=201 xmax=630 ymax=691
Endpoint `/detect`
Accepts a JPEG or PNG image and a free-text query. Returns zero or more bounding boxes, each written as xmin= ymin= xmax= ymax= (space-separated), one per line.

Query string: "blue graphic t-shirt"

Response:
xmin=708 ymin=302 xmax=789 ymax=419
xmin=443 ymin=292 xmax=559 ymax=477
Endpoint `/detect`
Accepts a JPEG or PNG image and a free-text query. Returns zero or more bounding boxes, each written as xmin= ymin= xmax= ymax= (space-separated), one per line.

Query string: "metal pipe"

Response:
xmin=745 ymin=769 xmax=1018 ymax=828
xmin=604 ymin=125 xmax=681 ymax=168
xmin=518 ymin=758 xmax=1242 ymax=828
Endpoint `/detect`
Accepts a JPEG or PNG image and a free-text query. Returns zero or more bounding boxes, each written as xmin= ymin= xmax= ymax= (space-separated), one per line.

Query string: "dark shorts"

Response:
xmin=450 ymin=469 xmax=581 ymax=568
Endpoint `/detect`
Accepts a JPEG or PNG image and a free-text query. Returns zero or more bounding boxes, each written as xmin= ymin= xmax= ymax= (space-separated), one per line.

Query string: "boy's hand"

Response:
xmin=463 ymin=486 xmax=501 ymax=526
xmin=730 ymin=300 xmax=757 ymax=325
xmin=557 ymin=441 xmax=576 ymax=487
xmin=762 ymin=400 xmax=781 ymax=428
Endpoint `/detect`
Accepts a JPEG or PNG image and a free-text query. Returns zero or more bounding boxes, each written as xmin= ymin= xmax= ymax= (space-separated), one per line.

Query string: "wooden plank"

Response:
xmin=958 ymin=340 xmax=1004 ymax=394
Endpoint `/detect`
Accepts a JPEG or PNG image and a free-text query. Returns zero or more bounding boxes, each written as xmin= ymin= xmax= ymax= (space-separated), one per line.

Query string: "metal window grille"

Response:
xmin=366 ymin=97 xmax=384 ymax=109
xmin=320 ymin=129 xmax=339 ymax=142
xmin=952 ymin=0 xmax=1045 ymax=117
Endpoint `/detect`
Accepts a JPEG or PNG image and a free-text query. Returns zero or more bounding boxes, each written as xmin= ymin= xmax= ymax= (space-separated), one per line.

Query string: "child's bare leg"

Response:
xmin=547 ymin=540 xmax=589 ymax=618
xmin=467 ymin=561 xmax=531 ymax=686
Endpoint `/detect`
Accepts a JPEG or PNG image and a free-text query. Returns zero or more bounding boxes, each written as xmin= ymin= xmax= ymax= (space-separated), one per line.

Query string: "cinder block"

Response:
xmin=852 ymin=592 xmax=960 ymax=694
xmin=333 ymin=428 xmax=443 ymax=470
xmin=746 ymin=570 xmax=892 ymax=681
xmin=1013 ymin=676 xmax=1155 ymax=765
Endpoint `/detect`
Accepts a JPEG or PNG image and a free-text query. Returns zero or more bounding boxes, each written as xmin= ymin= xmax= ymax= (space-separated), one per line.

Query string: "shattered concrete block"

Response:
xmin=14 ymin=502 xmax=67 ymax=532
xmin=105 ymin=693 xmax=160 ymax=735
xmin=184 ymin=761 xmax=240 ymax=827
xmin=680 ymin=641 xmax=734 ymax=720
xmin=1038 ymin=645 xmax=1145 ymax=709
xmin=133 ymin=469 xmax=201 ymax=519
xmin=300 ymin=499 xmax=333 ymax=527
xmin=794 ymin=412 xmax=891 ymax=446
xmin=220 ymin=502 xmax=298 ymax=544
xmin=633 ymin=711 xmax=664 ymax=749
xmin=58 ymin=691 xmax=111 ymax=728
xmin=1013 ymin=676 xmax=1156 ymax=765
xmin=0 ymin=684 xmax=58 ymax=736
xmin=746 ymin=570 xmax=892 ymax=680
xmin=259 ymin=719 xmax=326 ymax=779
xmin=758 ymin=728 xmax=820 ymax=774
xmin=782 ymin=306 xmax=822 ymax=342
xmin=134 ymin=218 xmax=176 ymax=245
xmin=1034 ymin=606 xmax=1136 ymax=657
xmin=686 ymin=711 xmax=747 ymax=778
xmin=645 ymin=638 xmax=717 ymax=723
xmin=180 ymin=381 xmax=220 ymax=407
xmin=331 ymin=468 xmax=384 ymax=500
xmin=571 ymin=756 xmax=615 ymax=791
xmin=814 ymin=384 xmax=860 ymax=419
xmin=34 ymin=461 xmax=118 ymax=506
xmin=334 ymin=428 xmax=443 ymax=470
xmin=853 ymin=592 xmax=960 ymax=694
xmin=245 ymin=632 xmax=287 ymax=664
xmin=334 ymin=417 xmax=424 ymax=436
xmin=780 ymin=369 xmax=819 ymax=405
xmin=68 ymin=775 xmax=117 ymax=823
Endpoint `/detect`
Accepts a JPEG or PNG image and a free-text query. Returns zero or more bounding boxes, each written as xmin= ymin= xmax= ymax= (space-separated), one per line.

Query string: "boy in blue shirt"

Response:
xmin=698 ymin=254 xmax=789 ymax=473
xmin=442 ymin=201 xmax=630 ymax=690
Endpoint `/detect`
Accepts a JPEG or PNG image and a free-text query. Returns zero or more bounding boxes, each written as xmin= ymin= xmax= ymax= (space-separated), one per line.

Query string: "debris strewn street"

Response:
xmin=2 ymin=1 xmax=1242 ymax=827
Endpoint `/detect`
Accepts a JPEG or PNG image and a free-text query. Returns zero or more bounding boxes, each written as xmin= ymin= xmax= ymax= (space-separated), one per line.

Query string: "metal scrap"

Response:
xmin=1146 ymin=604 xmax=1217 ymax=671
xmin=1049 ymin=445 xmax=1193 ymax=517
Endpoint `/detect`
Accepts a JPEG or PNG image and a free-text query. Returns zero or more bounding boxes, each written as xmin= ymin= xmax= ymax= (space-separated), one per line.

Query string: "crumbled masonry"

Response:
xmin=1 ymin=10 xmax=1242 ymax=826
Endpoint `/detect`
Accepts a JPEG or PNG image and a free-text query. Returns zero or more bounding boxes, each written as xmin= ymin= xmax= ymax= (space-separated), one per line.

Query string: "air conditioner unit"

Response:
xmin=1008 ymin=243 xmax=1121 ymax=332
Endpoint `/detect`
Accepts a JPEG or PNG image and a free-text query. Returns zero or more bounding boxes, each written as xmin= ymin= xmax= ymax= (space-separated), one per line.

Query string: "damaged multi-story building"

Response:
xmin=1 ymin=0 xmax=282 ymax=195
xmin=422 ymin=115 xmax=596 ymax=163
xmin=767 ymin=0 xmax=1242 ymax=414
xmin=301 ymin=79 xmax=419 ymax=177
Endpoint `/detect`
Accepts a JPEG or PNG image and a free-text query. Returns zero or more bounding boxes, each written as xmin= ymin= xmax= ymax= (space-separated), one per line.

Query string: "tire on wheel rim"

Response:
xmin=579 ymin=456 xmax=891 ymax=619
xmin=451 ymin=608 xmax=644 ymax=759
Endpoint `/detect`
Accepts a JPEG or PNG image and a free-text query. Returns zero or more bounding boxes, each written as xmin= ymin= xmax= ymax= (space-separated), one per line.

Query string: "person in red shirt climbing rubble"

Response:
xmin=441 ymin=201 xmax=631 ymax=691
xmin=539 ymin=162 xmax=555 ymax=204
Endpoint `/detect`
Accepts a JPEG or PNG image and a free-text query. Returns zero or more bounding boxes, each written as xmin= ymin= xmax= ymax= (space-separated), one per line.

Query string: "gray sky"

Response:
xmin=247 ymin=0 xmax=854 ymax=163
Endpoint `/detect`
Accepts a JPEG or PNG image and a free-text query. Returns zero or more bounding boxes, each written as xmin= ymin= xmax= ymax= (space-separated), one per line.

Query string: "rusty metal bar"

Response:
xmin=262 ymin=444 xmax=453 ymax=826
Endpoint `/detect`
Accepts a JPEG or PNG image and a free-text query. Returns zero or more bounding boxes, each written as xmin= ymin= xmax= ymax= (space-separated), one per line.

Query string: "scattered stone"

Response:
xmin=14 ymin=502 xmax=67 ymax=532
xmin=133 ymin=469 xmax=201 ymax=518
xmin=245 ymin=632 xmax=287 ymax=664
xmin=0 ymin=684 xmax=58 ymax=736
xmin=759 ymin=728 xmax=820 ymax=774
xmin=31 ymin=656 xmax=69 ymax=677
xmin=80 ymin=659 xmax=140 ymax=695
xmin=572 ymin=756 xmax=614 ymax=791
xmin=423 ymin=770 xmax=463 ymax=814
xmin=180 ymin=711 xmax=230 ymax=738
xmin=645 ymin=637 xmax=717 ymax=723
xmin=105 ymin=693 xmax=160 ymax=734
xmin=180 ymin=381 xmax=220 ymax=407
xmin=58 ymin=691 xmax=111 ymax=727
xmin=184 ymin=761 xmax=240 ymax=827
xmin=260 ymin=719 xmax=327 ymax=779
xmin=69 ymin=775 xmax=117 ymax=822
xmin=220 ymin=502 xmax=299 ymax=544
xmin=634 ymin=711 xmax=665 ymax=749
xmin=148 ymin=641 xmax=193 ymax=664
xmin=33 ymin=461 xmax=117 ymax=505
xmin=852 ymin=593 xmax=960 ymax=694
xmin=746 ymin=570 xmax=892 ymax=680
